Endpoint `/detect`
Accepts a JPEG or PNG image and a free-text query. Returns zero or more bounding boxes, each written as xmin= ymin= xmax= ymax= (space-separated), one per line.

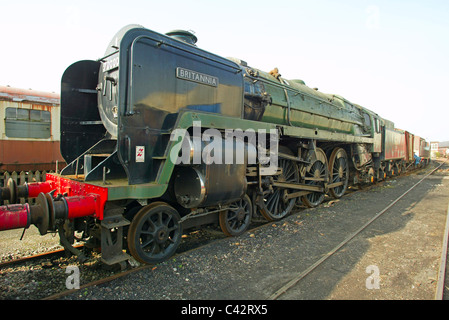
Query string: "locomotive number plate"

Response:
xmin=176 ymin=67 xmax=218 ymax=87
xmin=103 ymin=55 xmax=119 ymax=72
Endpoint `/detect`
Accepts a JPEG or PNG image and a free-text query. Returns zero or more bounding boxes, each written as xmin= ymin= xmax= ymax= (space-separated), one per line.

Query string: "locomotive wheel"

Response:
xmin=390 ymin=164 xmax=397 ymax=177
xmin=301 ymin=148 xmax=329 ymax=208
xmin=376 ymin=167 xmax=385 ymax=181
xmin=127 ymin=202 xmax=182 ymax=265
xmin=258 ymin=147 xmax=299 ymax=221
xmin=328 ymin=148 xmax=349 ymax=199
xmin=219 ymin=194 xmax=252 ymax=237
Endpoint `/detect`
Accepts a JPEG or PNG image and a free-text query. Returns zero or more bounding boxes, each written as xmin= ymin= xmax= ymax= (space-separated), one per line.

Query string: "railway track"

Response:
xmin=269 ymin=159 xmax=448 ymax=300
xmin=1 ymin=161 xmax=446 ymax=300
xmin=0 ymin=245 xmax=85 ymax=269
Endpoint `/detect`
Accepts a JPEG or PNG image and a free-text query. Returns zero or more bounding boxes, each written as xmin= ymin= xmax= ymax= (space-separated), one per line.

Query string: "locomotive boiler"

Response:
xmin=0 ymin=25 xmax=430 ymax=266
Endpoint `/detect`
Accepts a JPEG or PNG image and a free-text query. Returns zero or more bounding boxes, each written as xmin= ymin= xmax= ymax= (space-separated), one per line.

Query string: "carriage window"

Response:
xmin=5 ymin=107 xmax=17 ymax=119
xmin=30 ymin=109 xmax=42 ymax=121
xmin=17 ymin=108 xmax=29 ymax=120
xmin=5 ymin=108 xmax=51 ymax=139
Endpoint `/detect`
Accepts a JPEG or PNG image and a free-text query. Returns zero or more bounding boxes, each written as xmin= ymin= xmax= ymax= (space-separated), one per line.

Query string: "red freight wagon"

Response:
xmin=383 ymin=127 xmax=406 ymax=161
xmin=404 ymin=131 xmax=414 ymax=163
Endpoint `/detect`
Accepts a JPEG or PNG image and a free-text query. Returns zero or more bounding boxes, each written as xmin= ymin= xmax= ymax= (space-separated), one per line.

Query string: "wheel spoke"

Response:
xmin=141 ymin=237 xmax=154 ymax=249
xmin=268 ymin=190 xmax=280 ymax=213
xmin=167 ymin=226 xmax=178 ymax=232
xmin=164 ymin=215 xmax=173 ymax=227
xmin=273 ymin=191 xmax=280 ymax=217
xmin=144 ymin=217 xmax=156 ymax=231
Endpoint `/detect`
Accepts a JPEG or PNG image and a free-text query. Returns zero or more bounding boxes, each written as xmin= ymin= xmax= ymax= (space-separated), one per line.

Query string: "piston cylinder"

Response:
xmin=173 ymin=137 xmax=254 ymax=208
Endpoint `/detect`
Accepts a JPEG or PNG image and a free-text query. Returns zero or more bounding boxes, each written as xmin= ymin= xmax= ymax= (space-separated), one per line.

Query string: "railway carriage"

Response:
xmin=0 ymin=25 xmax=431 ymax=266
xmin=0 ymin=85 xmax=65 ymax=174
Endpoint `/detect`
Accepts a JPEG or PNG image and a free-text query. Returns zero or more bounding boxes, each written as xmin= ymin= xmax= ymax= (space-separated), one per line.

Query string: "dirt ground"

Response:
xmin=324 ymin=166 xmax=449 ymax=299
xmin=279 ymin=161 xmax=449 ymax=300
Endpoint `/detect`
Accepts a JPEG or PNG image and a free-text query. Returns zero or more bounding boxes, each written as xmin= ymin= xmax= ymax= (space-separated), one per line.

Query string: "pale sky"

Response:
xmin=1 ymin=0 xmax=448 ymax=141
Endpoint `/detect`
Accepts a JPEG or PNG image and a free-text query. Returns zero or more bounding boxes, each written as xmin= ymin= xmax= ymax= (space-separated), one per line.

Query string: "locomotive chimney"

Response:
xmin=165 ymin=29 xmax=198 ymax=46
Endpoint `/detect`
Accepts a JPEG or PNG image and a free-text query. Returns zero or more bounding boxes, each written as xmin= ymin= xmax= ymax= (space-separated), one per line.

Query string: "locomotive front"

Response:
xmin=0 ymin=25 xmax=257 ymax=265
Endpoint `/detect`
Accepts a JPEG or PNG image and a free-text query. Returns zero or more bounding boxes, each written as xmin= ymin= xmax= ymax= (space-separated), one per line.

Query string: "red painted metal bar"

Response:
xmin=64 ymin=195 xmax=98 ymax=219
xmin=26 ymin=181 xmax=54 ymax=198
xmin=0 ymin=193 xmax=104 ymax=233
xmin=0 ymin=203 xmax=30 ymax=231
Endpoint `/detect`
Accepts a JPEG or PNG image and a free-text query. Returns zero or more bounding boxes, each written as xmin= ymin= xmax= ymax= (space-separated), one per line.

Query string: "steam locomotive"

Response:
xmin=0 ymin=25 xmax=430 ymax=266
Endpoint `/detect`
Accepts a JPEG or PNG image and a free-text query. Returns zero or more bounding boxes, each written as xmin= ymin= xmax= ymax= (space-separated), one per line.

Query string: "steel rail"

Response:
xmin=269 ymin=160 xmax=446 ymax=300
xmin=435 ymin=189 xmax=449 ymax=300
xmin=0 ymin=245 xmax=84 ymax=268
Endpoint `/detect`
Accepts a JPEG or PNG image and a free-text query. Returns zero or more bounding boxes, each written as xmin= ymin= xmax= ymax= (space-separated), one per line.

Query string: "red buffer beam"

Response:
xmin=0 ymin=174 xmax=108 ymax=217
xmin=0 ymin=174 xmax=109 ymax=233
